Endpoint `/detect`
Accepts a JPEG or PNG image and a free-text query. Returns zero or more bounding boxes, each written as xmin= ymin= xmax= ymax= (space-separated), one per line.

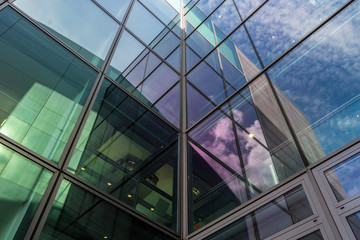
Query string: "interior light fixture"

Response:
xmin=248 ymin=133 xmax=254 ymax=138
xmin=107 ymin=182 xmax=112 ymax=186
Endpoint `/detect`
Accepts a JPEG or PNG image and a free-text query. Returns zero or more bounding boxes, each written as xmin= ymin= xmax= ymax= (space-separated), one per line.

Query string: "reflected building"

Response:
xmin=1 ymin=0 xmax=360 ymax=239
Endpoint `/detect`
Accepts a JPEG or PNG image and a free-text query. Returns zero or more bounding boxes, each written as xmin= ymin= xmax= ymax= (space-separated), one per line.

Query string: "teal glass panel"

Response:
xmin=267 ymin=1 xmax=360 ymax=163
xmin=0 ymin=7 xmax=97 ymax=163
xmin=126 ymin=1 xmax=166 ymax=45
xmin=0 ymin=144 xmax=52 ymax=240
xmin=40 ymin=180 xmax=175 ymax=239
xmin=107 ymin=30 xmax=146 ymax=80
xmin=197 ymin=19 xmax=217 ymax=46
xmin=68 ymin=79 xmax=178 ymax=229
xmin=204 ymin=186 xmax=312 ymax=238
xmin=96 ymin=0 xmax=132 ymax=21
xmin=246 ymin=0 xmax=347 ymax=66
xmin=186 ymin=4 xmax=206 ymax=30
xmin=14 ymin=0 xmax=119 ymax=68
xmin=325 ymin=152 xmax=360 ymax=202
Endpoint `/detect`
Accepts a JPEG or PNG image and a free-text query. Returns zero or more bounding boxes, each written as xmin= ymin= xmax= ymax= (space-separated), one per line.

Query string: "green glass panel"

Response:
xmin=40 ymin=180 xmax=175 ymax=239
xmin=0 ymin=144 xmax=52 ymax=240
xmin=0 ymin=7 xmax=97 ymax=163
xmin=68 ymin=79 xmax=178 ymax=229
xmin=14 ymin=0 xmax=119 ymax=68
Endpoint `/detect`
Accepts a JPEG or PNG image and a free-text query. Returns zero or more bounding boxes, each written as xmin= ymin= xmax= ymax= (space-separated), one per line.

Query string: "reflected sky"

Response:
xmin=267 ymin=1 xmax=360 ymax=156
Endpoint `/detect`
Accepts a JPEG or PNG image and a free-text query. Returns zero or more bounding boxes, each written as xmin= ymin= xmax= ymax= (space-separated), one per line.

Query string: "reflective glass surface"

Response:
xmin=96 ymin=0 xmax=132 ymax=21
xmin=204 ymin=186 xmax=313 ymax=239
xmin=126 ymin=1 xmax=166 ymax=45
xmin=68 ymin=79 xmax=178 ymax=228
xmin=325 ymin=153 xmax=360 ymax=202
xmin=246 ymin=0 xmax=347 ymax=66
xmin=267 ymin=1 xmax=360 ymax=163
xmin=40 ymin=180 xmax=175 ymax=239
xmin=0 ymin=144 xmax=52 ymax=240
xmin=140 ymin=0 xmax=178 ymax=26
xmin=298 ymin=230 xmax=324 ymax=240
xmin=347 ymin=211 xmax=360 ymax=239
xmin=209 ymin=0 xmax=241 ymax=36
xmin=189 ymin=77 xmax=304 ymax=231
xmin=14 ymin=0 xmax=119 ymax=68
xmin=0 ymin=7 xmax=97 ymax=163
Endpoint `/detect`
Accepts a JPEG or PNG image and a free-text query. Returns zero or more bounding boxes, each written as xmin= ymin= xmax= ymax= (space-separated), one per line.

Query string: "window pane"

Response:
xmin=0 ymin=144 xmax=52 ymax=240
xmin=325 ymin=152 xmax=360 ymax=202
xmin=96 ymin=0 xmax=131 ymax=21
xmin=68 ymin=79 xmax=178 ymax=229
xmin=267 ymin=1 xmax=360 ymax=163
xmin=15 ymin=0 xmax=119 ymax=68
xmin=347 ymin=211 xmax=360 ymax=239
xmin=205 ymin=186 xmax=313 ymax=239
xmin=298 ymin=230 xmax=324 ymax=240
xmin=40 ymin=180 xmax=175 ymax=239
xmin=0 ymin=7 xmax=97 ymax=163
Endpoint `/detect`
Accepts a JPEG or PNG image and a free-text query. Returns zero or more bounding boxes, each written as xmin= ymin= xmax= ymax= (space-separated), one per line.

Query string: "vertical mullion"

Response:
xmin=179 ymin=0 xmax=189 ymax=238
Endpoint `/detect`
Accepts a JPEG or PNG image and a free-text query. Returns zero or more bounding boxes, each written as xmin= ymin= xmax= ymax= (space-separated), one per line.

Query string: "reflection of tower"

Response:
xmin=237 ymin=48 xmax=325 ymax=177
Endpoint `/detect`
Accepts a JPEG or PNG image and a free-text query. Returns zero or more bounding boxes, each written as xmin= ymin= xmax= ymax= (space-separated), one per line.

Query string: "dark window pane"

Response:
xmin=0 ymin=144 xmax=52 ymax=240
xmin=154 ymin=84 xmax=180 ymax=128
xmin=205 ymin=186 xmax=313 ymax=238
xmin=347 ymin=211 xmax=360 ymax=239
xmin=40 ymin=180 xmax=175 ymax=239
xmin=68 ymin=79 xmax=178 ymax=229
xmin=0 ymin=7 xmax=97 ymax=162
xmin=298 ymin=230 xmax=324 ymax=240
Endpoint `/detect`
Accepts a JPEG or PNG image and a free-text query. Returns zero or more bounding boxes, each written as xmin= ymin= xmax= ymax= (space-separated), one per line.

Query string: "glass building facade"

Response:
xmin=0 ymin=0 xmax=360 ymax=239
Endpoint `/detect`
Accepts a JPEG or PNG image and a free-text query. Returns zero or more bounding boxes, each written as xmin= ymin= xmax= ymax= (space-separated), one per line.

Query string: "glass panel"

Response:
xmin=0 ymin=7 xmax=97 ymax=162
xmin=151 ymin=30 xmax=180 ymax=60
xmin=14 ymin=0 xmax=119 ymax=68
xmin=186 ymin=4 xmax=206 ymax=30
xmin=204 ymin=186 xmax=313 ymax=238
xmin=187 ymin=61 xmax=227 ymax=105
xmin=107 ymin=30 xmax=146 ymax=80
xmin=347 ymin=211 xmax=360 ymax=239
xmin=154 ymin=84 xmax=180 ymax=128
xmin=209 ymin=0 xmax=241 ymax=36
xmin=186 ymin=26 xmax=214 ymax=58
xmin=234 ymin=0 xmax=266 ymax=19
xmin=325 ymin=152 xmax=360 ymax=202
xmin=267 ymin=1 xmax=360 ymax=163
xmin=187 ymin=83 xmax=216 ymax=127
xmin=246 ymin=0 xmax=347 ymax=66
xmin=298 ymin=230 xmax=324 ymax=240
xmin=96 ymin=0 xmax=132 ymax=21
xmin=196 ymin=0 xmax=223 ymax=16
xmin=186 ymin=45 xmax=201 ymax=72
xmin=68 ymin=79 xmax=178 ymax=229
xmin=126 ymin=1 xmax=166 ymax=45
xmin=140 ymin=0 xmax=178 ymax=25
xmin=166 ymin=46 xmax=181 ymax=72
xmin=40 ymin=180 xmax=175 ymax=239
xmin=134 ymin=63 xmax=179 ymax=105
xmin=189 ymin=142 xmax=247 ymax=232
xmin=0 ymin=144 xmax=52 ymax=240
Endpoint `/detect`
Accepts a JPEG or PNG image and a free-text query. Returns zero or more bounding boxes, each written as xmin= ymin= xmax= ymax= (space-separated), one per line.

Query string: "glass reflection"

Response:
xmin=0 ymin=144 xmax=52 ymax=240
xmin=189 ymin=77 xmax=305 ymax=231
xmin=298 ymin=230 xmax=324 ymax=240
xmin=246 ymin=0 xmax=347 ymax=66
xmin=347 ymin=211 xmax=360 ymax=239
xmin=0 ymin=7 xmax=97 ymax=162
xmin=96 ymin=0 xmax=132 ymax=21
xmin=15 ymin=0 xmax=119 ymax=68
xmin=326 ymin=152 xmax=360 ymax=202
xmin=40 ymin=180 xmax=175 ymax=239
xmin=267 ymin=1 xmax=360 ymax=163
xmin=205 ymin=186 xmax=313 ymax=239
xmin=68 ymin=79 xmax=178 ymax=229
